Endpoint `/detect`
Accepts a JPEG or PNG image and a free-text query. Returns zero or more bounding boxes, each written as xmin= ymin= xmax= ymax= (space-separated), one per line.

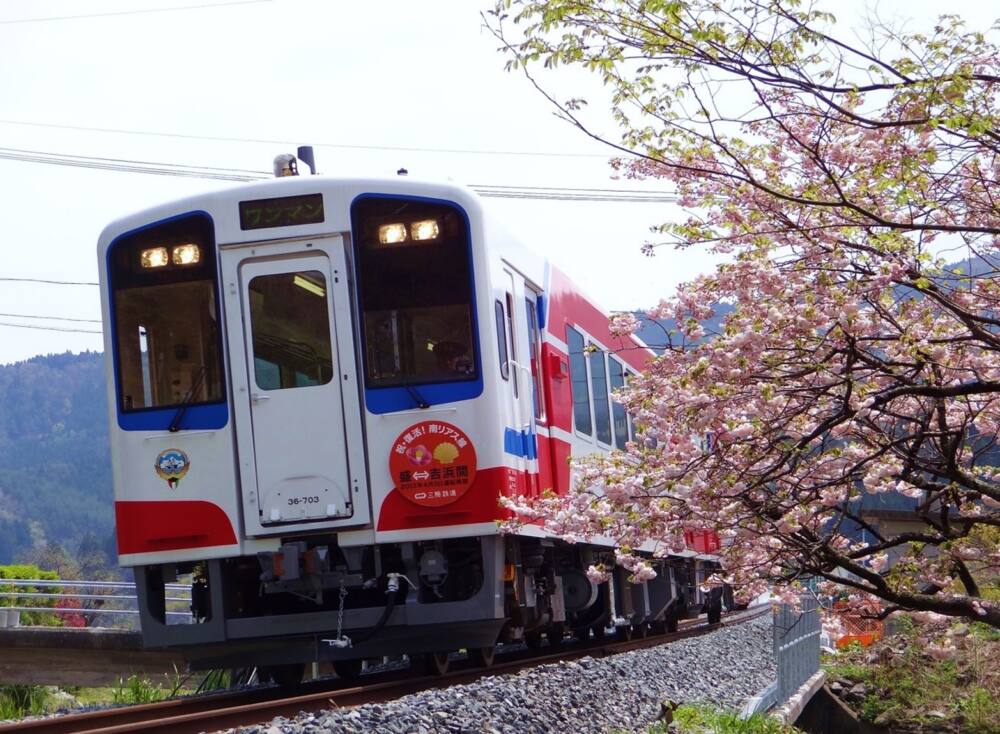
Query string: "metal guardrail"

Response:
xmin=0 ymin=578 xmax=192 ymax=624
xmin=744 ymin=595 xmax=822 ymax=716
xmin=774 ymin=595 xmax=821 ymax=703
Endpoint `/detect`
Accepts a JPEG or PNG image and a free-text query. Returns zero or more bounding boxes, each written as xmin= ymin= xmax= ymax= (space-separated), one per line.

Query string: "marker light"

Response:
xmin=378 ymin=223 xmax=408 ymax=244
xmin=410 ymin=219 xmax=440 ymax=241
xmin=172 ymin=243 xmax=201 ymax=265
xmin=293 ymin=274 xmax=325 ymax=297
xmin=140 ymin=247 xmax=169 ymax=269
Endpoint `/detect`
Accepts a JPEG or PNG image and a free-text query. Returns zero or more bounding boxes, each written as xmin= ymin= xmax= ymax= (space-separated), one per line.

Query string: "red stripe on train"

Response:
xmin=376 ymin=466 xmax=526 ymax=531
xmin=546 ymin=266 xmax=650 ymax=373
xmin=115 ymin=500 xmax=238 ymax=555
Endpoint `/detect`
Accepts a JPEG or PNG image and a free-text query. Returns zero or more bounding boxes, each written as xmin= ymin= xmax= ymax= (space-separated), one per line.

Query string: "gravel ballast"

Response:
xmin=235 ymin=615 xmax=776 ymax=734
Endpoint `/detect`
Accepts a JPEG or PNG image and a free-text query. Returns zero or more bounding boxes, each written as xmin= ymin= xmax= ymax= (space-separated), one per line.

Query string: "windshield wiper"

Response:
xmin=405 ymin=384 xmax=429 ymax=410
xmin=168 ymin=366 xmax=207 ymax=433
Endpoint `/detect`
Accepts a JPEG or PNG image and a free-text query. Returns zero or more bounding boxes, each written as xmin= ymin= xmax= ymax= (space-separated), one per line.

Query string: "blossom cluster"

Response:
xmin=496 ymin=0 xmax=1000 ymax=627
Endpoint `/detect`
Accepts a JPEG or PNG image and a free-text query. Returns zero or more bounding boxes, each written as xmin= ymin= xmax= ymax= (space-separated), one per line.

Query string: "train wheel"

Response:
xmin=419 ymin=651 xmax=450 ymax=676
xmin=707 ymin=603 xmax=722 ymax=625
xmin=666 ymin=615 xmax=679 ymax=633
xmin=590 ymin=623 xmax=606 ymax=640
xmin=261 ymin=663 xmax=305 ymax=687
xmin=469 ymin=646 xmax=496 ymax=668
xmin=333 ymin=659 xmax=364 ymax=680
xmin=616 ymin=624 xmax=634 ymax=641
xmin=524 ymin=631 xmax=543 ymax=649
xmin=547 ymin=622 xmax=566 ymax=648
xmin=631 ymin=622 xmax=649 ymax=638
xmin=648 ymin=619 xmax=666 ymax=635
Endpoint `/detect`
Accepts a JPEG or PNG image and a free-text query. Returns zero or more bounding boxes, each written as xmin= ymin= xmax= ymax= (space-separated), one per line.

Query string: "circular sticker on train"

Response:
xmin=154 ymin=448 xmax=190 ymax=489
xmin=389 ymin=421 xmax=477 ymax=507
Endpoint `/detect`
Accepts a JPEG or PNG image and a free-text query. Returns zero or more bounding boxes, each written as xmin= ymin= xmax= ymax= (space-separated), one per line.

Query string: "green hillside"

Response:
xmin=0 ymin=351 xmax=114 ymax=564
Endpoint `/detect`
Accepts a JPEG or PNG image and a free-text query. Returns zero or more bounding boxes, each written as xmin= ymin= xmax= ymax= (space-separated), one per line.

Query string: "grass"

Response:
xmin=0 ymin=671 xmax=202 ymax=722
xmin=823 ymin=617 xmax=1000 ymax=733
xmin=631 ymin=704 xmax=803 ymax=734
xmin=111 ymin=675 xmax=164 ymax=705
xmin=0 ymin=685 xmax=48 ymax=720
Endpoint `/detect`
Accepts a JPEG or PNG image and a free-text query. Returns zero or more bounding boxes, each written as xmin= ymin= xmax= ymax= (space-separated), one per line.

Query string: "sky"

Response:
xmin=0 ymin=0 xmax=996 ymax=365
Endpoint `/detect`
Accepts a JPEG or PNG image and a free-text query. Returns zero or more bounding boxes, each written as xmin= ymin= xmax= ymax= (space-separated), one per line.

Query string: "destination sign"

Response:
xmin=238 ymin=193 xmax=325 ymax=230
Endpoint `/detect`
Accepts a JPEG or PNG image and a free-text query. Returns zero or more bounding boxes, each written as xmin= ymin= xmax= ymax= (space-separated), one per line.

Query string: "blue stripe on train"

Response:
xmin=504 ymin=427 xmax=537 ymax=460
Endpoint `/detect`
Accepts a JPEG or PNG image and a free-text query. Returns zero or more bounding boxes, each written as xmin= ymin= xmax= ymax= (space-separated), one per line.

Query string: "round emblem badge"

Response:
xmin=154 ymin=448 xmax=190 ymax=489
xmin=388 ymin=421 xmax=476 ymax=507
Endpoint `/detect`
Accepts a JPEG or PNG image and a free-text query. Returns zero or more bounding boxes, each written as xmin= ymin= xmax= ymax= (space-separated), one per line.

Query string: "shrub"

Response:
xmin=0 ymin=564 xmax=61 ymax=625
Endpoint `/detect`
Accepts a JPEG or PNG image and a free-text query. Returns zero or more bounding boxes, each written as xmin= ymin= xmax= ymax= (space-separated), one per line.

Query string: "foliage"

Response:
xmin=111 ymin=675 xmax=163 ymax=706
xmin=0 ymin=685 xmax=48 ymax=720
xmin=825 ymin=617 xmax=1000 ymax=731
xmin=632 ymin=703 xmax=801 ymax=734
xmin=959 ymin=688 xmax=998 ymax=733
xmin=0 ymin=351 xmax=114 ymax=566
xmin=0 ymin=564 xmax=61 ymax=625
xmin=490 ymin=0 xmax=1000 ymax=626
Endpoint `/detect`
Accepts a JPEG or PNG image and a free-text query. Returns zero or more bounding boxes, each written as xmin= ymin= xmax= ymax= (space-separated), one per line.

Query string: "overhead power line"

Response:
xmin=0 ymin=0 xmax=271 ymax=25
xmin=471 ymin=183 xmax=676 ymax=203
xmin=0 ymin=312 xmax=101 ymax=323
xmin=0 ymin=146 xmax=263 ymax=182
xmin=0 ymin=118 xmax=611 ymax=159
xmin=0 ymin=321 xmax=101 ymax=334
xmin=0 ymin=277 xmax=98 ymax=286
xmin=0 ymin=147 xmax=678 ymax=202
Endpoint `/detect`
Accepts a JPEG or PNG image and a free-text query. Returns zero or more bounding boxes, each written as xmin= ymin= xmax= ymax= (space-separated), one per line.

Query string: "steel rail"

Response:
xmin=0 ymin=606 xmax=769 ymax=734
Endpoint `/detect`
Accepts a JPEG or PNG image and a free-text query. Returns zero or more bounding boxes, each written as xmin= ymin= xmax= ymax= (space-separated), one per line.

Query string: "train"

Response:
xmin=97 ymin=155 xmax=725 ymax=683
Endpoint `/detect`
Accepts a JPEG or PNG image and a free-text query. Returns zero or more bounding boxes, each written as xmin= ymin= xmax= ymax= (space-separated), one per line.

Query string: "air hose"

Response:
xmin=324 ymin=573 xmax=409 ymax=649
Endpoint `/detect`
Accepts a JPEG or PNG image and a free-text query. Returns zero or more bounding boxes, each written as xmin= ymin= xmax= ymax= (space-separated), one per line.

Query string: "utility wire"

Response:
xmin=0 ymin=146 xmax=263 ymax=182
xmin=0 ymin=0 xmax=272 ymax=26
xmin=0 ymin=312 xmax=101 ymax=323
xmin=0 ymin=118 xmax=612 ymax=159
xmin=0 ymin=277 xmax=98 ymax=286
xmin=0 ymin=321 xmax=101 ymax=334
xmin=0 ymin=147 xmax=678 ymax=202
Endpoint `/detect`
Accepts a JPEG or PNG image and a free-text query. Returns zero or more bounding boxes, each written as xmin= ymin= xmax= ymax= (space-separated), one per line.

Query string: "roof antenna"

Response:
xmin=297 ymin=146 xmax=317 ymax=175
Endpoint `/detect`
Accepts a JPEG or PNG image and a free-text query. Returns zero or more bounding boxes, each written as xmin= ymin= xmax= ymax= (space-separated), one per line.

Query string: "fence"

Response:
xmin=0 ymin=578 xmax=192 ymax=627
xmin=744 ymin=595 xmax=822 ymax=716
xmin=833 ymin=599 xmax=884 ymax=648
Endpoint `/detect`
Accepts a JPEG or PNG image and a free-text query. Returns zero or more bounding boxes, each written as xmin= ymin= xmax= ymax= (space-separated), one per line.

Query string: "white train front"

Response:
xmin=97 ymin=171 xmax=723 ymax=680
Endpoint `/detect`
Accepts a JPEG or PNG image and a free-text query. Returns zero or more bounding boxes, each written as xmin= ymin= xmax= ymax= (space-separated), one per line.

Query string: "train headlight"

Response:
xmin=410 ymin=219 xmax=439 ymax=241
xmin=172 ymin=243 xmax=201 ymax=265
xmin=140 ymin=247 xmax=169 ymax=269
xmin=378 ymin=223 xmax=408 ymax=244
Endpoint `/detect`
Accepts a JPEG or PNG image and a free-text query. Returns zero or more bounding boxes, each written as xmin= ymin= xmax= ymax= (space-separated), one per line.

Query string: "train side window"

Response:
xmin=608 ymin=357 xmax=628 ymax=449
xmin=589 ymin=347 xmax=612 ymax=444
xmin=248 ymin=271 xmax=334 ymax=390
xmin=495 ymin=300 xmax=509 ymax=380
xmin=567 ymin=326 xmax=592 ymax=436
xmin=505 ymin=292 xmax=518 ymax=398
xmin=525 ymin=296 xmax=545 ymax=422
xmin=626 ymin=369 xmax=637 ymax=442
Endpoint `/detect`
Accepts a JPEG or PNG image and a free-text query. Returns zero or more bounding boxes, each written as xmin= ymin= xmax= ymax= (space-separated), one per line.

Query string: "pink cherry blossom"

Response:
xmin=492 ymin=0 xmax=1000 ymax=629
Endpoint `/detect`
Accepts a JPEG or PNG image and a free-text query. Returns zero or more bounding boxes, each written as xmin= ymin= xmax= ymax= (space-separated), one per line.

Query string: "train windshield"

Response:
xmin=351 ymin=197 xmax=477 ymax=388
xmin=108 ymin=213 xmax=224 ymax=412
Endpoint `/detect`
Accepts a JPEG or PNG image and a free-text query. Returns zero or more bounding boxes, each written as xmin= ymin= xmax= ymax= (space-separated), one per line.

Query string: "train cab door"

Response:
xmin=501 ymin=267 xmax=544 ymax=497
xmin=222 ymin=238 xmax=369 ymax=535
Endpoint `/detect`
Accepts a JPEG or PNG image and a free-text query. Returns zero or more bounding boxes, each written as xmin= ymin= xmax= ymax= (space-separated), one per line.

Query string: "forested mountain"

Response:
xmin=0 ymin=351 xmax=114 ymax=564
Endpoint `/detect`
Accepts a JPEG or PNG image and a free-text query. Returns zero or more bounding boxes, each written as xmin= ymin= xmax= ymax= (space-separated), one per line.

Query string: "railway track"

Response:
xmin=1 ymin=606 xmax=769 ymax=734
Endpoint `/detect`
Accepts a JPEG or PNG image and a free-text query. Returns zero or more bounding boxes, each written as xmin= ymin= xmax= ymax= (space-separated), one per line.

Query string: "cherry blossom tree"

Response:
xmin=489 ymin=0 xmax=1000 ymax=626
